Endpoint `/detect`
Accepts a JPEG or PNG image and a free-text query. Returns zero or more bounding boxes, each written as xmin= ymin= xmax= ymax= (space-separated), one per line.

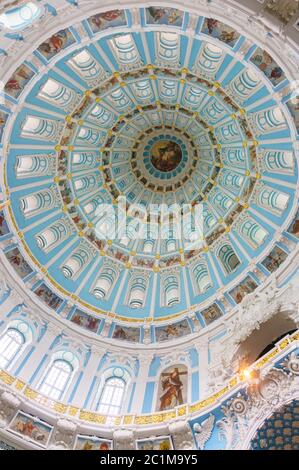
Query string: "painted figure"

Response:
xmin=159 ymin=367 xmax=187 ymax=411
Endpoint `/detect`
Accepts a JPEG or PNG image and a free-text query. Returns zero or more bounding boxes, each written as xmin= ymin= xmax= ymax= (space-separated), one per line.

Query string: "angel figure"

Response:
xmin=193 ymin=414 xmax=215 ymax=450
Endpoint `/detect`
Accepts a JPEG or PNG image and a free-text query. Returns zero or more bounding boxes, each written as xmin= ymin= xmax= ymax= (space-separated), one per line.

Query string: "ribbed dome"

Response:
xmin=2 ymin=9 xmax=297 ymax=337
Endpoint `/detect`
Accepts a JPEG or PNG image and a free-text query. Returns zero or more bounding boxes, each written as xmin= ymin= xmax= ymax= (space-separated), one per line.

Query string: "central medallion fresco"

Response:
xmin=150 ymin=139 xmax=183 ymax=172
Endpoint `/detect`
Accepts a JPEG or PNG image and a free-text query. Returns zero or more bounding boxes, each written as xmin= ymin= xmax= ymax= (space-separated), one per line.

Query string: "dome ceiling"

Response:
xmin=0 ymin=6 xmax=298 ymax=340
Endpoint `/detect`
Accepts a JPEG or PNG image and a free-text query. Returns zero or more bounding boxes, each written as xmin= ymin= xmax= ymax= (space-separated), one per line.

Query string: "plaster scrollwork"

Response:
xmin=49 ymin=418 xmax=77 ymax=450
xmin=217 ymin=360 xmax=299 ymax=449
xmin=281 ymin=351 xmax=299 ymax=375
xmin=0 ymin=279 xmax=9 ymax=300
xmin=0 ymin=388 xmax=21 ymax=428
xmin=265 ymin=0 xmax=299 ymax=24
xmin=168 ymin=419 xmax=195 ymax=450
xmin=218 ymin=278 xmax=284 ymax=365
xmin=113 ymin=429 xmax=135 ymax=450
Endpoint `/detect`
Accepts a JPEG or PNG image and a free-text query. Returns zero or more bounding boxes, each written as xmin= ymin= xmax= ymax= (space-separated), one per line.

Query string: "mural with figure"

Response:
xmin=9 ymin=412 xmax=52 ymax=447
xmin=202 ymin=18 xmax=240 ymax=47
xmin=5 ymin=248 xmax=32 ymax=279
xmin=0 ymin=111 xmax=8 ymax=142
xmin=157 ymin=365 xmax=188 ymax=411
xmin=286 ymin=97 xmax=299 ymax=134
xmin=136 ymin=436 xmax=173 ymax=450
xmin=155 ymin=320 xmax=191 ymax=342
xmin=71 ymin=309 xmax=101 ymax=334
xmin=112 ymin=325 xmax=140 ymax=343
xmin=4 ymin=63 xmax=35 ymax=98
xmin=75 ymin=435 xmax=113 ymax=450
xmin=0 ymin=210 xmax=10 ymax=237
xmin=87 ymin=10 xmax=127 ymax=33
xmin=201 ymin=304 xmax=222 ymax=325
xmin=150 ymin=140 xmax=182 ymax=172
xmin=34 ymin=283 xmax=63 ymax=310
xmin=261 ymin=246 xmax=288 ymax=273
xmin=145 ymin=7 xmax=184 ymax=27
xmin=287 ymin=208 xmax=299 ymax=238
xmin=228 ymin=276 xmax=258 ymax=304
xmin=38 ymin=28 xmax=76 ymax=60
xmin=250 ymin=48 xmax=285 ymax=86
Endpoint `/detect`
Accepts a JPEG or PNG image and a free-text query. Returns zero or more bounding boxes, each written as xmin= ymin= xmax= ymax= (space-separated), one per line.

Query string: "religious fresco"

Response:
xmin=71 ymin=309 xmax=101 ymax=334
xmin=131 ymin=257 xmax=155 ymax=269
xmin=201 ymin=18 xmax=240 ymax=47
xmin=87 ymin=10 xmax=127 ymax=34
xmin=4 ymin=63 xmax=35 ymax=99
xmin=250 ymin=48 xmax=285 ymax=86
xmin=155 ymin=319 xmax=191 ymax=342
xmin=228 ymin=276 xmax=258 ymax=304
xmin=150 ymin=140 xmax=182 ymax=172
xmin=5 ymin=247 xmax=33 ymax=279
xmin=112 ymin=325 xmax=140 ymax=342
xmin=159 ymin=255 xmax=181 ymax=268
xmin=37 ymin=28 xmax=76 ymax=60
xmin=0 ymin=210 xmax=10 ymax=237
xmin=136 ymin=436 xmax=173 ymax=450
xmin=157 ymin=365 xmax=188 ymax=411
xmin=287 ymin=208 xmax=299 ymax=238
xmin=34 ymin=283 xmax=63 ymax=310
xmin=261 ymin=246 xmax=288 ymax=273
xmin=145 ymin=7 xmax=184 ymax=27
xmin=286 ymin=97 xmax=299 ymax=134
xmin=0 ymin=111 xmax=8 ymax=142
xmin=9 ymin=412 xmax=52 ymax=447
xmin=201 ymin=303 xmax=222 ymax=325
xmin=75 ymin=435 xmax=113 ymax=451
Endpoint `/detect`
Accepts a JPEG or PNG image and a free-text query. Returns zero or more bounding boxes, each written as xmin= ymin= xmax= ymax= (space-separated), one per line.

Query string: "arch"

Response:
xmin=127 ymin=275 xmax=149 ymax=309
xmin=20 ymin=188 xmax=57 ymax=217
xmin=61 ymin=246 xmax=91 ymax=280
xmin=94 ymin=367 xmax=131 ymax=416
xmin=0 ymin=328 xmax=25 ymax=370
xmin=162 ymin=273 xmax=180 ymax=307
xmin=37 ymin=350 xmax=79 ymax=400
xmin=238 ymin=217 xmax=268 ymax=249
xmin=92 ymin=265 xmax=118 ymax=299
xmin=0 ymin=320 xmax=32 ymax=370
xmin=192 ymin=261 xmax=212 ymax=294
xmin=234 ymin=312 xmax=297 ymax=367
xmin=258 ymin=186 xmax=289 ymax=215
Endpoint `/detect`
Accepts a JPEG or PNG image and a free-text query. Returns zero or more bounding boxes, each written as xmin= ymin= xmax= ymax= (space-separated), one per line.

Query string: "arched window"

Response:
xmin=0 ymin=328 xmax=25 ymax=369
xmin=38 ymin=359 xmax=73 ymax=400
xmin=217 ymin=243 xmax=241 ymax=274
xmin=0 ymin=2 xmax=41 ymax=30
xmin=96 ymin=376 xmax=126 ymax=415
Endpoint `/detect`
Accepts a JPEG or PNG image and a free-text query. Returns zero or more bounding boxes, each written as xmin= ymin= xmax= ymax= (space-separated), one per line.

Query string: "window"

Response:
xmin=96 ymin=377 xmax=126 ymax=415
xmin=0 ymin=328 xmax=25 ymax=369
xmin=0 ymin=2 xmax=41 ymax=30
xmin=39 ymin=359 xmax=73 ymax=400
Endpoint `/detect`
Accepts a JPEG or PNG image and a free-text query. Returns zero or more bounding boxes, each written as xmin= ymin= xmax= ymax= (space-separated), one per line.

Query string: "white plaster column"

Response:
xmin=168 ymin=420 xmax=195 ymax=450
xmin=14 ymin=324 xmax=62 ymax=383
xmin=197 ymin=339 xmax=209 ymax=398
xmin=130 ymin=355 xmax=153 ymax=415
xmin=70 ymin=346 xmax=104 ymax=408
